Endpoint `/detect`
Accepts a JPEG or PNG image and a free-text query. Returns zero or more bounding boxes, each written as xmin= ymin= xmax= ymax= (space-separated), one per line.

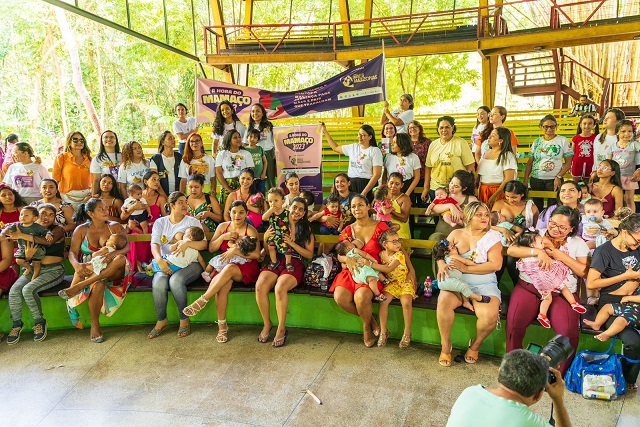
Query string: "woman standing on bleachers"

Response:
xmin=6 ymin=203 xmax=66 ymax=343
xmin=89 ymin=130 xmax=121 ymax=193
xmin=147 ymin=192 xmax=207 ymax=339
xmin=383 ymin=133 xmax=421 ymax=197
xmin=380 ymin=122 xmax=396 ymax=150
xmin=150 ymin=130 xmax=182 ymax=197
xmin=211 ymin=100 xmax=246 ymax=155
xmin=330 ymin=194 xmax=416 ymax=347
xmin=181 ymin=200 xmax=261 ymax=343
xmin=477 ymin=127 xmax=518 ymax=207
xmin=215 ymin=130 xmax=254 ymax=207
xmin=507 ymin=205 xmax=589 ymax=373
xmin=3 ymin=142 xmax=50 ymax=204
xmin=322 ymin=123 xmax=382 ymax=202
xmin=584 ymin=214 xmax=640 ymax=389
xmin=117 ymin=141 xmax=150 ymax=197
xmin=471 ymin=106 xmax=490 ymax=149
xmin=178 ymin=133 xmax=216 ymax=195
xmin=421 ymin=116 xmax=475 ymax=204
xmin=523 ymin=115 xmax=574 ymax=212
xmin=407 ymin=120 xmax=431 ymax=208
xmin=246 ymin=104 xmax=276 ymax=190
xmin=173 ymin=103 xmax=197 ymax=155
xmin=255 ymin=196 xmax=314 ymax=347
xmin=436 ymin=201 xmax=502 ymax=366
xmin=473 ymin=106 xmax=518 ymax=164
xmin=52 ymin=131 xmax=92 ymax=209
xmin=380 ymin=94 xmax=415 ymax=134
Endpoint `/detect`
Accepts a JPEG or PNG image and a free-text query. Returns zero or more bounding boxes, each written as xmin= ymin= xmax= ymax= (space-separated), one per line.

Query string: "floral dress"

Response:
xmin=187 ymin=194 xmax=217 ymax=232
xmin=382 ymin=251 xmax=417 ymax=299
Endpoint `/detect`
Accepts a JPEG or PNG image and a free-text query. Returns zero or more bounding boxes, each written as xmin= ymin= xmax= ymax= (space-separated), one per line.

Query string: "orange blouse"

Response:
xmin=52 ymin=152 xmax=92 ymax=193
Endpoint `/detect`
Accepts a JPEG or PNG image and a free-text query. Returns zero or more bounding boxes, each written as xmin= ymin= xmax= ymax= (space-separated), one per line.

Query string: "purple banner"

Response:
xmin=197 ymin=55 xmax=386 ymax=123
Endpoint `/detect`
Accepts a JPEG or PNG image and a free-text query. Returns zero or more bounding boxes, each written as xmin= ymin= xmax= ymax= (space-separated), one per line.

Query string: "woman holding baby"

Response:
xmin=436 ymin=201 xmax=503 ymax=367
xmin=255 ymin=196 xmax=314 ymax=347
xmin=182 ymin=200 xmax=261 ymax=343
xmin=330 ymin=194 xmax=417 ymax=347
xmin=427 ymin=170 xmax=478 ymax=242
xmin=506 ymin=205 xmax=589 ymax=373
xmin=148 ymin=192 xmax=208 ymax=340
xmin=66 ymin=198 xmax=132 ymax=342
xmin=584 ymin=214 xmax=640 ymax=389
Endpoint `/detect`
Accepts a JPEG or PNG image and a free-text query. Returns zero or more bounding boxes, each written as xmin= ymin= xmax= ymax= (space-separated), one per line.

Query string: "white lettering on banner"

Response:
xmin=338 ymin=87 xmax=383 ymax=100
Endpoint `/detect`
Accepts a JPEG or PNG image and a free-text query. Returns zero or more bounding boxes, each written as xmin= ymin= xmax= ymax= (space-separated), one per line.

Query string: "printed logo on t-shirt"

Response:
xmin=14 ymin=175 xmax=34 ymax=188
xmin=621 ymin=255 xmax=639 ymax=271
xmin=188 ymin=160 xmax=209 ymax=177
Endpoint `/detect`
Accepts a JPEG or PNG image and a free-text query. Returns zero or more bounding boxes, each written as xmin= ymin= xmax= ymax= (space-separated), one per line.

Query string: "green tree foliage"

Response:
xmin=1 ymin=0 xmax=483 ymax=161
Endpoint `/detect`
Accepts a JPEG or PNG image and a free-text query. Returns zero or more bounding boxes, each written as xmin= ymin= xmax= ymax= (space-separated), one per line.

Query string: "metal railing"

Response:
xmin=204 ymin=0 xmax=638 ymax=56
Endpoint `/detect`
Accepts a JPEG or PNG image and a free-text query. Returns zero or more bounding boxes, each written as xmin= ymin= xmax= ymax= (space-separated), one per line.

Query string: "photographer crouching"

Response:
xmin=446 ymin=350 xmax=572 ymax=427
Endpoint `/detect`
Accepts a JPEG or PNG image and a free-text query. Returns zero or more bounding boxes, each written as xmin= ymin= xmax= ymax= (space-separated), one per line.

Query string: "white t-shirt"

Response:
xmin=478 ymin=152 xmax=518 ymax=184
xmin=384 ymin=153 xmax=421 ymax=181
xmin=212 ymin=121 xmax=247 ymax=148
xmin=173 ymin=118 xmax=197 ymax=143
xmin=528 ymin=135 xmax=573 ymax=180
xmin=178 ymin=155 xmax=216 ymax=182
xmin=150 ymin=154 xmax=177 ymax=193
xmin=3 ymin=162 xmax=51 ymax=200
xmin=244 ymin=123 xmax=275 ymax=151
xmin=342 ymin=144 xmax=383 ymax=179
xmin=592 ymin=134 xmax=616 ymax=172
xmin=117 ymin=160 xmax=150 ymax=188
xmin=215 ymin=149 xmax=255 ymax=179
xmin=151 ymin=215 xmax=202 ymax=257
xmin=518 ymin=229 xmax=589 ymax=293
xmin=123 ymin=197 xmax=148 ymax=216
xmin=391 ymin=109 xmax=415 ymax=134
xmin=90 ymin=152 xmax=121 ymax=180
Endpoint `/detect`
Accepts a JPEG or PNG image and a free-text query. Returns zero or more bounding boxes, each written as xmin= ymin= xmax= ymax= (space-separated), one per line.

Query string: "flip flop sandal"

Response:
xmin=273 ymin=330 xmax=288 ymax=348
xmin=258 ymin=327 xmax=272 ymax=343
xmin=147 ymin=324 xmax=169 ymax=339
xmin=91 ymin=335 xmax=104 ymax=343
xmin=177 ymin=324 xmax=191 ymax=338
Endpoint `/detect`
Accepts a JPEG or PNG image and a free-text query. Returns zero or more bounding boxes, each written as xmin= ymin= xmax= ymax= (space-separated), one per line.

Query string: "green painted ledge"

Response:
xmin=0 ymin=291 xmax=614 ymax=356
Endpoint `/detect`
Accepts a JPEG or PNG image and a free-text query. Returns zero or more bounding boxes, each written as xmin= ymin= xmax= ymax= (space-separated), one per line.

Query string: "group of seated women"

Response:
xmin=1 ymin=103 xmax=639 ymax=391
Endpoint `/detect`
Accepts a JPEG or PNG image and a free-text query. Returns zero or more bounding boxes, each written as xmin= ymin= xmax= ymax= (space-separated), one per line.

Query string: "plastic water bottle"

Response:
xmin=424 ymin=276 xmax=433 ymax=298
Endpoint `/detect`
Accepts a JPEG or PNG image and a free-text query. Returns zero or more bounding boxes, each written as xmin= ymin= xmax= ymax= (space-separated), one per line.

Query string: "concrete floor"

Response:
xmin=1 ymin=324 xmax=639 ymax=427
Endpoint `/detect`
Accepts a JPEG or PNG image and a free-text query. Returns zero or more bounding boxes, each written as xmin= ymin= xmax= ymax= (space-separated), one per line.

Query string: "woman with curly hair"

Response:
xmin=215 ymin=130 xmax=254 ymax=206
xmin=117 ymin=141 xmax=150 ymax=197
xmin=52 ymin=131 xmax=92 ymax=208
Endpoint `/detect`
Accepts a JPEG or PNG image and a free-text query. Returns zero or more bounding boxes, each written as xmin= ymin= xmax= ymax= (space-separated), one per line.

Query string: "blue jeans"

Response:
xmin=319 ymin=225 xmax=340 ymax=235
xmin=178 ymin=141 xmax=186 ymax=155
xmin=254 ymin=178 xmax=266 ymax=196
xmin=152 ymin=262 xmax=203 ymax=321
xmin=151 ymin=259 xmax=181 ymax=273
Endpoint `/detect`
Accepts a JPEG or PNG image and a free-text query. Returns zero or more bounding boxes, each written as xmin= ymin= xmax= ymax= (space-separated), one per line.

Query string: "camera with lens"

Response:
xmin=526 ymin=334 xmax=574 ymax=383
